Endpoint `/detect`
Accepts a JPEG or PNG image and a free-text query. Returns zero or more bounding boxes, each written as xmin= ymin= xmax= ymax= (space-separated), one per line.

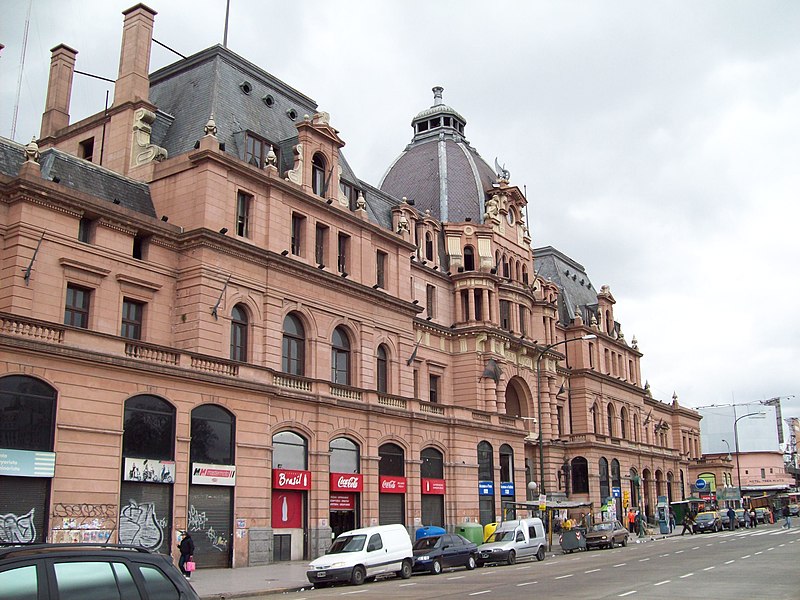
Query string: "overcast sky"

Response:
xmin=2 ymin=1 xmax=798 ymax=444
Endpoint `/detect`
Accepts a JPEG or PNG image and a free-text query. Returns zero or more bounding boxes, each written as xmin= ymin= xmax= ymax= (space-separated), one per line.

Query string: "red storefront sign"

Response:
xmin=330 ymin=472 xmax=364 ymax=492
xmin=272 ymin=468 xmax=311 ymax=490
xmin=272 ymin=490 xmax=303 ymax=528
xmin=330 ymin=493 xmax=355 ymax=510
xmin=379 ymin=475 xmax=407 ymax=493
xmin=421 ymin=478 xmax=446 ymax=495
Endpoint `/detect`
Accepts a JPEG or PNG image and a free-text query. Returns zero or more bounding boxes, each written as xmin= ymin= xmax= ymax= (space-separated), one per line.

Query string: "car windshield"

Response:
xmin=696 ymin=513 xmax=715 ymax=522
xmin=413 ymin=536 xmax=441 ymax=550
xmin=328 ymin=534 xmax=366 ymax=554
xmin=487 ymin=530 xmax=515 ymax=542
xmin=590 ymin=522 xmax=614 ymax=532
xmin=735 ymin=509 xmax=744 ymax=516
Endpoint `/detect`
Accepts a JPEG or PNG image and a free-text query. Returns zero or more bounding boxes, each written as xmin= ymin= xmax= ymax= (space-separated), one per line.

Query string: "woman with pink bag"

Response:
xmin=178 ymin=531 xmax=195 ymax=579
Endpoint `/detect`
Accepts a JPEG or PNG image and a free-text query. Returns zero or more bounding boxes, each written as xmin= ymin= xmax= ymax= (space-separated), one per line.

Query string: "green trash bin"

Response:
xmin=456 ymin=522 xmax=485 ymax=545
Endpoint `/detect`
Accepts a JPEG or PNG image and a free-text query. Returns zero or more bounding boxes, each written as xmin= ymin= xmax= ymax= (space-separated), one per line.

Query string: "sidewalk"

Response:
xmin=189 ymin=560 xmax=311 ymax=600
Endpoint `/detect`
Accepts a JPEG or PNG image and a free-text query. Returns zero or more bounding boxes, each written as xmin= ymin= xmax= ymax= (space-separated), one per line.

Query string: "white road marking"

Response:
xmin=659 ymin=554 xmax=670 ymax=557
xmin=585 ymin=569 xmax=601 ymax=574
xmin=514 ymin=566 xmax=531 ymax=570
xmin=767 ymin=547 xmax=775 ymax=551
xmin=720 ymin=541 xmax=727 ymax=543
xmin=680 ymin=573 xmax=694 ymax=579
xmin=692 ymin=546 xmax=700 ymax=550
xmin=703 ymin=566 xmax=715 ymax=571
xmin=705 ymin=543 xmax=713 ymax=547
xmin=555 ymin=574 xmax=574 ymax=579
xmin=342 ymin=591 xmax=368 ymax=595
xmin=613 ymin=563 xmax=626 ymax=568
xmin=754 ymin=551 xmax=763 ymax=555
xmin=779 ymin=544 xmax=786 ymax=547
xmin=675 ymin=550 xmax=684 ymax=554
xmin=398 ymin=583 xmax=416 ymax=587
xmin=618 ymin=591 xmax=637 ymax=597
xmin=741 ymin=555 xmax=751 ymax=559
xmin=724 ymin=560 xmax=735 ymax=565
xmin=468 ymin=591 xmax=492 ymax=596
xmin=516 ymin=581 xmax=538 ymax=587
xmin=447 ymin=576 xmax=465 ymax=580
xmin=638 ymin=558 xmax=650 ymax=562
xmin=654 ymin=580 xmax=671 ymax=586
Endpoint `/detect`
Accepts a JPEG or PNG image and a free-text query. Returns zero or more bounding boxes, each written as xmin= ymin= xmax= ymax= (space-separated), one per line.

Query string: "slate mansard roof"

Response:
xmin=0 ymin=138 xmax=154 ymax=217
xmin=534 ymin=246 xmax=601 ymax=327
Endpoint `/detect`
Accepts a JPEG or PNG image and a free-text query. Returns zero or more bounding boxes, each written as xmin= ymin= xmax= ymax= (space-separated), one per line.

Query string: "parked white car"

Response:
xmin=477 ymin=518 xmax=547 ymax=566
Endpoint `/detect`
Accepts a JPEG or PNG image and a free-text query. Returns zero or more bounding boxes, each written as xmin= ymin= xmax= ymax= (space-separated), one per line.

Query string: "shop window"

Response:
xmin=421 ymin=447 xmax=443 ymax=479
xmin=477 ymin=441 xmax=495 ymax=525
xmin=272 ymin=431 xmax=307 ymax=470
xmin=330 ymin=437 xmax=360 ymax=473
xmin=191 ymin=405 xmax=235 ymax=465
xmin=230 ymin=304 xmax=249 ymax=362
xmin=121 ymin=298 xmax=144 ymax=340
xmin=64 ymin=284 xmax=91 ymax=329
xmin=571 ymin=457 xmax=589 ymax=494
xmin=281 ymin=313 xmax=305 ymax=376
xmin=0 ymin=375 xmax=56 ymax=452
xmin=122 ymin=395 xmax=175 ymax=461
xmin=599 ymin=457 xmax=610 ymax=501
xmin=499 ymin=444 xmax=514 ymax=483
xmin=331 ymin=326 xmax=351 ymax=385
xmin=378 ymin=443 xmax=405 ymax=477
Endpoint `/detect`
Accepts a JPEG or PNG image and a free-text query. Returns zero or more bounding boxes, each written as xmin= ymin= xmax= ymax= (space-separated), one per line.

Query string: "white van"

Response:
xmin=306 ymin=524 xmax=414 ymax=586
xmin=477 ymin=517 xmax=546 ymax=565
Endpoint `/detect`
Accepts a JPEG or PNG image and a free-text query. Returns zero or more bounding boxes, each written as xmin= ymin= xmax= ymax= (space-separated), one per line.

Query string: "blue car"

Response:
xmin=412 ymin=533 xmax=478 ymax=574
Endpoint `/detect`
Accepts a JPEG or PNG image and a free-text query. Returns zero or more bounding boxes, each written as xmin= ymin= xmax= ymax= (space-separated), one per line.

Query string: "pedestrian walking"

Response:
xmin=669 ymin=510 xmax=676 ymax=533
xmin=744 ymin=508 xmax=751 ymax=528
xmin=627 ymin=508 xmax=636 ymax=534
xmin=178 ymin=531 xmax=195 ymax=579
xmin=782 ymin=505 xmax=792 ymax=529
xmin=727 ymin=506 xmax=736 ymax=531
xmin=749 ymin=508 xmax=757 ymax=528
xmin=681 ymin=512 xmax=695 ymax=536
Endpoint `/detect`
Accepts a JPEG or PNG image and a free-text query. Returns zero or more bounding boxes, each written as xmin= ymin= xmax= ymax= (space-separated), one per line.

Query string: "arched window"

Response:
xmin=522 ymin=265 xmax=529 ymax=285
xmin=230 ymin=304 xmax=249 ymax=362
xmin=667 ymin=471 xmax=674 ymax=505
xmin=599 ymin=457 xmax=610 ymax=502
xmin=611 ymin=459 xmax=621 ymax=507
xmin=605 ymin=310 xmax=612 ymax=334
xmin=499 ymin=444 xmax=514 ymax=483
xmin=379 ymin=443 xmax=405 ymax=477
xmin=464 ymin=246 xmax=475 ymax=271
xmin=505 ymin=383 xmax=522 ymax=417
xmin=607 ymin=403 xmax=615 ymax=437
xmin=502 ymin=255 xmax=509 ymax=278
xmin=633 ymin=413 xmax=640 ymax=442
xmin=477 ymin=441 xmax=495 ymax=525
xmin=330 ymin=437 xmax=360 ymax=473
xmin=331 ymin=326 xmax=351 ymax=385
xmin=421 ymin=447 xmax=444 ymax=480
xmin=571 ymin=457 xmax=589 ymax=494
xmin=425 ymin=232 xmax=434 ymax=261
xmin=591 ymin=403 xmax=599 ymax=433
xmin=619 ymin=407 xmax=628 ymax=439
xmin=376 ymin=344 xmax=388 ymax=394
xmin=272 ymin=430 xmax=307 ymax=470
xmin=282 ymin=313 xmax=305 ymax=376
xmin=190 ymin=404 xmax=235 ymax=465
xmin=123 ymin=395 xmax=175 ymax=460
xmin=312 ymin=153 xmax=327 ymax=197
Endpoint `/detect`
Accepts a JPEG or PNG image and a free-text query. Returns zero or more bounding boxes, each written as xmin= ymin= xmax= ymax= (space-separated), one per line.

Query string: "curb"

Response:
xmin=200 ymin=586 xmax=308 ymax=600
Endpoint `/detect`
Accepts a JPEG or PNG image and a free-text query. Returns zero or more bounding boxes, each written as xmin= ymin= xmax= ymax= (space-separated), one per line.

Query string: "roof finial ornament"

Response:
xmin=25 ymin=137 xmax=41 ymax=163
xmin=432 ymin=86 xmax=444 ymax=106
xmin=266 ymin=145 xmax=277 ymax=167
xmin=631 ymin=335 xmax=638 ymax=350
xmin=494 ymin=157 xmax=510 ymax=184
xmin=203 ymin=114 xmax=217 ymax=137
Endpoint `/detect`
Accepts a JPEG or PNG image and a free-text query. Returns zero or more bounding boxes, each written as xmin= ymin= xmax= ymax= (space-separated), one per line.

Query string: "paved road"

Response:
xmin=284 ymin=525 xmax=800 ymax=600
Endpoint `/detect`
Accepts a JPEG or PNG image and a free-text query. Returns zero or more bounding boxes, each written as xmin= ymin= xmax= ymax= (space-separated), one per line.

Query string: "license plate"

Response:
xmin=317 ymin=571 xmax=326 ymax=578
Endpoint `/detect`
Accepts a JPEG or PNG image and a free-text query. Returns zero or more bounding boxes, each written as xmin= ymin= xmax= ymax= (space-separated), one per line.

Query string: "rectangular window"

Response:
xmin=413 ymin=369 xmax=419 ymax=400
xmin=236 ymin=191 xmax=252 ymax=238
xmin=473 ymin=289 xmax=482 ymax=320
xmin=376 ymin=250 xmax=387 ymax=289
xmin=78 ymin=217 xmax=93 ymax=243
xmin=132 ymin=235 xmax=147 ymax=260
xmin=291 ymin=213 xmax=305 ymax=256
xmin=245 ymin=133 xmax=264 ymax=167
xmin=499 ymin=300 xmax=511 ymax=330
xmin=760 ymin=468 xmax=766 ymax=478
xmin=589 ymin=342 xmax=595 ymax=369
xmin=64 ymin=284 xmax=91 ymax=329
xmin=429 ymin=374 xmax=440 ymax=404
xmin=518 ymin=304 xmax=527 ymax=335
xmin=121 ymin=298 xmax=144 ymax=340
xmin=79 ymin=137 xmax=94 ymax=162
xmin=426 ymin=284 xmax=436 ymax=319
xmin=557 ymin=405 xmax=564 ymax=437
xmin=315 ymin=224 xmax=328 ymax=266
xmin=337 ymin=233 xmax=349 ymax=274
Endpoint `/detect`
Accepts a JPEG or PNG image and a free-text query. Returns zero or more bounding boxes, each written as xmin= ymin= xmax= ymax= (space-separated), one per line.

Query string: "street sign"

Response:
xmin=612 ymin=486 xmax=621 ymax=498
xmin=538 ymin=494 xmax=547 ymax=510
xmin=695 ymin=478 xmax=707 ymax=490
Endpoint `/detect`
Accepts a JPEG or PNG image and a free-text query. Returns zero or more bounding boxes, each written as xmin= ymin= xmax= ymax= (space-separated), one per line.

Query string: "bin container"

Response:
xmin=456 ymin=522 xmax=484 ymax=545
xmin=483 ymin=522 xmax=498 ymax=542
xmin=415 ymin=525 xmax=446 ymax=540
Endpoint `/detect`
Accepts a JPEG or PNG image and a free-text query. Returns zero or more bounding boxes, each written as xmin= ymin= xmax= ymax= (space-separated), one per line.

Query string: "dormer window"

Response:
xmin=312 ymin=153 xmax=327 ymax=197
xmin=245 ymin=132 xmax=278 ymax=169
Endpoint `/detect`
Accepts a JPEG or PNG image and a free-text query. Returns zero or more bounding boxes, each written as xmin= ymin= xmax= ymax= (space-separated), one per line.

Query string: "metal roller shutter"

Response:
xmin=118 ymin=482 xmax=172 ymax=554
xmin=0 ymin=476 xmax=48 ymax=544
xmin=421 ymin=495 xmax=444 ymax=527
xmin=187 ymin=486 xmax=233 ymax=569
xmin=379 ymin=493 xmax=404 ymax=525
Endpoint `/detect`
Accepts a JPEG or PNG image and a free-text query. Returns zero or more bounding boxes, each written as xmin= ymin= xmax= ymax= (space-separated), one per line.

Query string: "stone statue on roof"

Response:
xmin=494 ymin=157 xmax=510 ymax=183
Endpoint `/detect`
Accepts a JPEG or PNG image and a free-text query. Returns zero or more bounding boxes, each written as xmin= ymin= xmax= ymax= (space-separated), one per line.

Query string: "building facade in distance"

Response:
xmin=0 ymin=4 xmax=700 ymax=568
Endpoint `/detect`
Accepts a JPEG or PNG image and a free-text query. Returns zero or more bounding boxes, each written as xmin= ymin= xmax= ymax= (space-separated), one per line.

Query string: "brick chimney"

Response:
xmin=113 ymin=4 xmax=157 ymax=107
xmin=40 ymin=44 xmax=78 ymax=139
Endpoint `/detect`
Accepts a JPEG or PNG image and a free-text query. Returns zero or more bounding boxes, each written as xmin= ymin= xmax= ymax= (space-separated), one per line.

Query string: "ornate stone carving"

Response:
xmin=312 ymin=111 xmax=330 ymax=125
xmin=25 ymin=137 xmax=40 ymax=163
xmin=132 ymin=108 xmax=168 ymax=166
xmin=355 ymin=191 xmax=366 ymax=211
xmin=285 ymin=143 xmax=303 ymax=185
xmin=396 ymin=213 xmax=410 ymax=234
xmin=266 ymin=145 xmax=277 ymax=168
xmin=203 ymin=114 xmax=217 ymax=137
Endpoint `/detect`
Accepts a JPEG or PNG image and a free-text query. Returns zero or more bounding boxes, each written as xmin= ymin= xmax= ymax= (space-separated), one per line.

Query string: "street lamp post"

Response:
xmin=535 ymin=334 xmax=596 ymax=496
xmin=733 ymin=412 xmax=766 ymax=493
xmin=720 ymin=439 xmax=732 ymax=461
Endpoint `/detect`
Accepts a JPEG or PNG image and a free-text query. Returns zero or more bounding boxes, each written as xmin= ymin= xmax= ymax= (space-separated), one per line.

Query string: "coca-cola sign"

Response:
xmin=421 ymin=478 xmax=446 ymax=495
xmin=272 ymin=468 xmax=311 ymax=490
xmin=379 ymin=475 xmax=406 ymax=494
xmin=330 ymin=472 xmax=364 ymax=492
xmin=330 ymin=493 xmax=355 ymax=510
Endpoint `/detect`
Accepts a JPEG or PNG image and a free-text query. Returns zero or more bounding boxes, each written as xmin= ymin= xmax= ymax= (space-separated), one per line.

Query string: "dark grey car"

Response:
xmin=0 ymin=543 xmax=199 ymax=600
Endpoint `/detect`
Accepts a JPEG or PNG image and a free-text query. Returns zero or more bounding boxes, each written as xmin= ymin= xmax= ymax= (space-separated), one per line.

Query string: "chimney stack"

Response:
xmin=40 ymin=44 xmax=78 ymax=139
xmin=113 ymin=4 xmax=157 ymax=107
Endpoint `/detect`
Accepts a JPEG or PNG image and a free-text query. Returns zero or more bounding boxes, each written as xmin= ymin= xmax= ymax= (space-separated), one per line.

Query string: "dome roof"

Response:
xmin=379 ymin=87 xmax=497 ymax=223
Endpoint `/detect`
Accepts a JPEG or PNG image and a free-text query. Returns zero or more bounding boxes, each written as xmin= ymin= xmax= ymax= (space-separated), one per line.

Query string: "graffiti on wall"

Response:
xmin=51 ymin=503 xmax=116 ymax=544
xmin=0 ymin=509 xmax=36 ymax=543
xmin=119 ymin=499 xmax=165 ymax=550
xmin=188 ymin=504 xmax=229 ymax=552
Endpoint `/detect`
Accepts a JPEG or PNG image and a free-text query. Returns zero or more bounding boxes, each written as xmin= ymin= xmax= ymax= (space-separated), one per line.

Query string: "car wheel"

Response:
xmin=431 ymin=559 xmax=442 ymax=575
xmin=622 ymin=536 xmax=628 ymax=547
xmin=466 ymin=555 xmax=477 ymax=570
xmin=351 ymin=566 xmax=366 ymax=586
xmin=507 ymin=550 xmax=516 ymax=565
xmin=398 ymin=559 xmax=413 ymax=579
xmin=536 ymin=546 xmax=546 ymax=561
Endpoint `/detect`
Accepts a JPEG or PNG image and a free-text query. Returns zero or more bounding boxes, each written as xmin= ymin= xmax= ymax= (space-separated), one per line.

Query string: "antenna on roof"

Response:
xmin=223 ymin=0 xmax=231 ymax=48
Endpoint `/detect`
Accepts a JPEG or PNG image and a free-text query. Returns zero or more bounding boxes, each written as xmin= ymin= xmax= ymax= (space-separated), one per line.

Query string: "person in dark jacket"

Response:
xmin=178 ymin=531 xmax=195 ymax=579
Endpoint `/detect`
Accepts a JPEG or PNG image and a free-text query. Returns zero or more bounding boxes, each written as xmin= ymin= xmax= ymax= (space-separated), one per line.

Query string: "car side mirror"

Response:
xmin=442 ymin=544 xmax=449 ymax=549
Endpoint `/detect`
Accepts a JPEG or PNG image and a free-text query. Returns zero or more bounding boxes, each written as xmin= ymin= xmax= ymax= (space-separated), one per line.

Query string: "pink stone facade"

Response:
xmin=0 ymin=4 xmax=701 ymax=568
